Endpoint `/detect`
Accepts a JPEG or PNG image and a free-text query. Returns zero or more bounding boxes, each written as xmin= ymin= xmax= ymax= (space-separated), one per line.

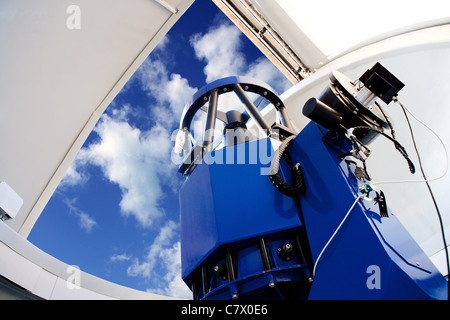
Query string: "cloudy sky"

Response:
xmin=28 ymin=1 xmax=291 ymax=299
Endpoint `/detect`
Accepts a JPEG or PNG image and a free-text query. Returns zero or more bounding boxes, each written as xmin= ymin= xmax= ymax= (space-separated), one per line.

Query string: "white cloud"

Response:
xmin=78 ymin=110 xmax=175 ymax=228
xmin=62 ymin=197 xmax=97 ymax=233
xmin=127 ymin=220 xmax=191 ymax=299
xmin=136 ymin=57 xmax=197 ymax=127
xmin=155 ymin=34 xmax=170 ymax=52
xmin=77 ymin=212 xmax=97 ymax=233
xmin=246 ymin=57 xmax=293 ymax=94
xmin=110 ymin=253 xmax=132 ymax=263
xmin=191 ymin=23 xmax=291 ymax=93
xmin=127 ymin=220 xmax=177 ymax=278
xmin=63 ymin=41 xmax=199 ymax=228
xmin=59 ymin=162 xmax=88 ymax=188
xmin=191 ymin=23 xmax=245 ymax=83
xmin=147 ymin=241 xmax=192 ymax=299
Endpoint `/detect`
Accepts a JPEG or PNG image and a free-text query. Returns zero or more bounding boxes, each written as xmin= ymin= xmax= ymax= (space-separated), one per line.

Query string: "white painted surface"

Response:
xmin=0 ymin=0 xmax=194 ymax=237
xmin=0 ymin=221 xmax=177 ymax=299
xmin=0 ymin=182 xmax=24 ymax=220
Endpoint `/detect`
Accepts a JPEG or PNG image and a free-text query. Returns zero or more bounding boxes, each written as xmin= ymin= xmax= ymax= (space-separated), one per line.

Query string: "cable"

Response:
xmin=377 ymin=101 xmax=396 ymax=140
xmin=362 ymin=98 xmax=449 ymax=282
xmin=371 ymin=100 xmax=448 ymax=185
xmin=311 ymin=99 xmax=449 ymax=285
xmin=395 ymin=98 xmax=449 ymax=282
xmin=268 ymin=135 xmax=305 ymax=197
xmin=312 ymin=195 xmax=362 ymax=278
xmin=350 ymin=126 xmax=416 ymax=174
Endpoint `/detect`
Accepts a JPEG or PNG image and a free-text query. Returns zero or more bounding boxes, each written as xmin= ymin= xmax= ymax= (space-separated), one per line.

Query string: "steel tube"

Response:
xmin=259 ymin=237 xmax=272 ymax=271
xmin=278 ymin=106 xmax=293 ymax=129
xmin=226 ymin=252 xmax=236 ymax=282
xmin=201 ymin=264 xmax=210 ymax=295
xmin=203 ymin=89 xmax=219 ymax=153
xmin=232 ymin=83 xmax=272 ymax=134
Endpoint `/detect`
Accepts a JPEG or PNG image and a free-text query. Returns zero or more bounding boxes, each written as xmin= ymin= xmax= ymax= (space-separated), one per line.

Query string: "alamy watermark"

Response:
xmin=171 ymin=128 xmax=278 ymax=175
xmin=366 ymin=265 xmax=381 ymax=290
xmin=66 ymin=265 xmax=81 ymax=290
xmin=66 ymin=5 xmax=81 ymax=30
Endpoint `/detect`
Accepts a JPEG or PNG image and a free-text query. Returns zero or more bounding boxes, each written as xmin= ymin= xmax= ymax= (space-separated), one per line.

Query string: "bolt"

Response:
xmin=214 ymin=264 xmax=227 ymax=280
xmin=277 ymin=242 xmax=295 ymax=261
xmin=268 ymin=280 xmax=276 ymax=288
xmin=231 ymin=292 xmax=239 ymax=299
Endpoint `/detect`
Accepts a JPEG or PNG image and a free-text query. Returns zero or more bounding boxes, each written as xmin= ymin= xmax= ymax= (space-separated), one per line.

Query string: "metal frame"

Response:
xmin=177 ymin=76 xmax=294 ymax=175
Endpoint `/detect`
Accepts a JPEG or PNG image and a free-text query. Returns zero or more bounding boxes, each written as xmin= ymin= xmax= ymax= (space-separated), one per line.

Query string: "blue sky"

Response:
xmin=28 ymin=1 xmax=291 ymax=299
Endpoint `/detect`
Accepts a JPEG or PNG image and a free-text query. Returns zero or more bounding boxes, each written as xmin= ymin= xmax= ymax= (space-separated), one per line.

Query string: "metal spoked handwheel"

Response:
xmin=175 ymin=76 xmax=295 ymax=176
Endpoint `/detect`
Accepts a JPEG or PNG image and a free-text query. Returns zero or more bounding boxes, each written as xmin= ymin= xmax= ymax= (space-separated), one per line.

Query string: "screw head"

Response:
xmin=277 ymin=242 xmax=295 ymax=261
